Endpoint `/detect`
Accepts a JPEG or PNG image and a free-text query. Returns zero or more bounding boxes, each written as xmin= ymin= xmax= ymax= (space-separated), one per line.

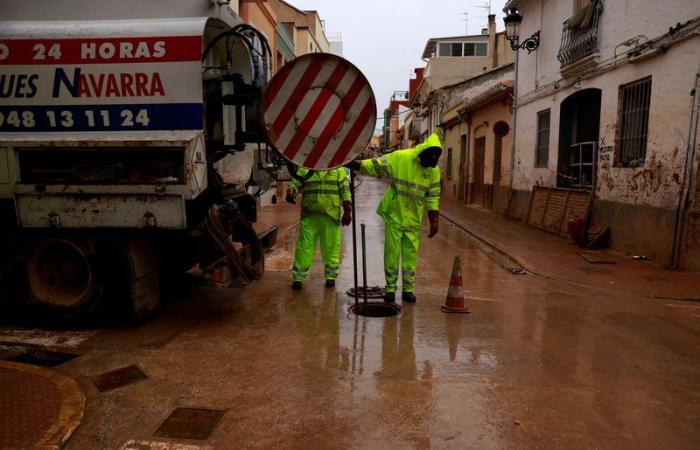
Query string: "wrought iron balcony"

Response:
xmin=557 ymin=0 xmax=604 ymax=68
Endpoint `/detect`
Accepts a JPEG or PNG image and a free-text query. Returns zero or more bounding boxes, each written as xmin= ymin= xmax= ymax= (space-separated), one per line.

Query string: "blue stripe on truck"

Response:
xmin=0 ymin=103 xmax=204 ymax=132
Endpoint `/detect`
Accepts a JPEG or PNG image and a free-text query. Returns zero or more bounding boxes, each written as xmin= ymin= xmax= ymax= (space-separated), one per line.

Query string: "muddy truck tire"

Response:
xmin=0 ymin=231 xmax=126 ymax=324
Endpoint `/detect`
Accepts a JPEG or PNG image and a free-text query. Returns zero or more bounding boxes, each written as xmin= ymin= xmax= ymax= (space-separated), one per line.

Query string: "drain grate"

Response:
xmin=154 ymin=408 xmax=226 ymax=441
xmin=92 ymin=365 xmax=147 ymax=392
xmin=349 ymin=302 xmax=401 ymax=317
xmin=4 ymin=347 xmax=79 ymax=367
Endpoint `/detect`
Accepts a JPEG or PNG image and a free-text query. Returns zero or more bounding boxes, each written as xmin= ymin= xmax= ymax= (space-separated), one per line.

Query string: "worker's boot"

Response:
xmin=402 ymin=291 xmax=416 ymax=303
xmin=384 ymin=292 xmax=396 ymax=303
xmin=325 ymin=279 xmax=335 ymax=288
xmin=291 ymin=281 xmax=302 ymax=291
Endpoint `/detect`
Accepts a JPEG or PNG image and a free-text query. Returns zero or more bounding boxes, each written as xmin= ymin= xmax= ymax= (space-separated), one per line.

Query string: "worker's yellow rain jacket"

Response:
xmin=289 ymin=168 xmax=351 ymax=222
xmin=360 ymin=133 xmax=442 ymax=230
xmin=290 ymin=168 xmax=351 ymax=282
xmin=359 ymin=133 xmax=442 ymax=293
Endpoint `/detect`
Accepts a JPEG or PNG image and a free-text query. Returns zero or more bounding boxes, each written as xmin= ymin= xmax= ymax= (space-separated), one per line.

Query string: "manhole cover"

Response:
xmin=349 ymin=302 xmax=401 ymax=317
xmin=92 ymin=365 xmax=147 ymax=392
xmin=5 ymin=347 xmax=79 ymax=367
xmin=347 ymin=286 xmax=385 ymax=299
xmin=154 ymin=408 xmax=226 ymax=441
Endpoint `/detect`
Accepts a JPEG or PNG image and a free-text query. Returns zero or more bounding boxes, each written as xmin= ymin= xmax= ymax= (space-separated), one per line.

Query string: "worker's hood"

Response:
xmin=412 ymin=133 xmax=443 ymax=168
xmin=411 ymin=133 xmax=444 ymax=157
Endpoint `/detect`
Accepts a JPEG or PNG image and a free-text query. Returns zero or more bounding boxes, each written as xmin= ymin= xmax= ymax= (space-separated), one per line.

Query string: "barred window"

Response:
xmin=535 ymin=109 xmax=551 ymax=167
xmin=617 ymin=77 xmax=652 ymax=167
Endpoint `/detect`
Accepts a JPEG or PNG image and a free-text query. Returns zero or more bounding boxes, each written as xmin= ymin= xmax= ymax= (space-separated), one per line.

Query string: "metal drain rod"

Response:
xmin=350 ymin=169 xmax=359 ymax=308
xmin=361 ymin=223 xmax=368 ymax=309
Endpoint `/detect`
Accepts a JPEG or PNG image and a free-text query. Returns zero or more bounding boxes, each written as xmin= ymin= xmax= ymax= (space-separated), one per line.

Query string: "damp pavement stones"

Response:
xmin=1 ymin=179 xmax=700 ymax=449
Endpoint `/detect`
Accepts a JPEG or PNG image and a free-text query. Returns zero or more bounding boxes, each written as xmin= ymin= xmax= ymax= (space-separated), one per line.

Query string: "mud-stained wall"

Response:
xmin=511 ymin=0 xmax=700 ymax=266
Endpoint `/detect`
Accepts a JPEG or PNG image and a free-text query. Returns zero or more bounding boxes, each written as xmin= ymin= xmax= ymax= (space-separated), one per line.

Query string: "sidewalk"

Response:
xmin=0 ymin=361 xmax=84 ymax=449
xmin=440 ymin=198 xmax=700 ymax=300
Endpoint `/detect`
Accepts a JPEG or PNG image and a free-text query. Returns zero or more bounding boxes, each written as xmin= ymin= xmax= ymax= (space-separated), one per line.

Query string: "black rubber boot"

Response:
xmin=291 ymin=281 xmax=302 ymax=291
xmin=325 ymin=279 xmax=335 ymax=288
xmin=384 ymin=292 xmax=396 ymax=303
xmin=402 ymin=292 xmax=416 ymax=303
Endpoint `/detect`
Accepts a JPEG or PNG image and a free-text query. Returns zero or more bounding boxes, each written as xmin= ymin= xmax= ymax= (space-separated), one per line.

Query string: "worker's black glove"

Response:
xmin=428 ymin=210 xmax=439 ymax=238
xmin=341 ymin=201 xmax=352 ymax=226
xmin=285 ymin=189 xmax=297 ymax=204
xmin=345 ymin=160 xmax=361 ymax=172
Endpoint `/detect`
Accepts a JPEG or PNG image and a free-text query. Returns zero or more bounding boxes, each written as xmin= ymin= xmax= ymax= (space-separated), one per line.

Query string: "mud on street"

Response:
xmin=1 ymin=179 xmax=699 ymax=449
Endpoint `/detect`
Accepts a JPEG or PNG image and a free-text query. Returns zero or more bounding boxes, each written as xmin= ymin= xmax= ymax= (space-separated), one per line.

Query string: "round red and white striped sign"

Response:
xmin=262 ymin=53 xmax=377 ymax=170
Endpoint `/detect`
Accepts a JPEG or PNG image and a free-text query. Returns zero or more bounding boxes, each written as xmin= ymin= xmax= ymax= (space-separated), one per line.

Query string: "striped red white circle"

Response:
xmin=262 ymin=53 xmax=377 ymax=170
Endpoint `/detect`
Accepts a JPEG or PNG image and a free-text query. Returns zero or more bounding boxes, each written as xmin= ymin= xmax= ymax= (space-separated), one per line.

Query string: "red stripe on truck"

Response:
xmin=0 ymin=36 xmax=202 ymax=65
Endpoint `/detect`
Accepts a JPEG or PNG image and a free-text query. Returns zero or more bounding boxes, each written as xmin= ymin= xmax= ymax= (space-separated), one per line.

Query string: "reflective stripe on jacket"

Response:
xmin=290 ymin=168 xmax=351 ymax=222
xmin=359 ymin=133 xmax=442 ymax=231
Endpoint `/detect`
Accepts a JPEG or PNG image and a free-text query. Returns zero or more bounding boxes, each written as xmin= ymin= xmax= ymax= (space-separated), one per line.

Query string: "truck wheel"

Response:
xmin=6 ymin=232 xmax=123 ymax=324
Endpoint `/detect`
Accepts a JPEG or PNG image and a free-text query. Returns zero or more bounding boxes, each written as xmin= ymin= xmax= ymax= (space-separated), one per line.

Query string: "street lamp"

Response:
xmin=504 ymin=9 xmax=540 ymax=53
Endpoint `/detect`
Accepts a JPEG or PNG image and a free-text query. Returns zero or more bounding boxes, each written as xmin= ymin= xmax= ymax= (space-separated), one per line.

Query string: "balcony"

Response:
xmin=557 ymin=0 xmax=604 ymax=74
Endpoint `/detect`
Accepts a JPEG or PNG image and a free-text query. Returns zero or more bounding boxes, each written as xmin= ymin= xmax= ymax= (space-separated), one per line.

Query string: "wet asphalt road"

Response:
xmin=2 ymin=178 xmax=700 ymax=449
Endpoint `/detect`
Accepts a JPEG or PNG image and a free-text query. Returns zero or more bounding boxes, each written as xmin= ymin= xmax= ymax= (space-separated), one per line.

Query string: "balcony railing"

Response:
xmin=557 ymin=0 xmax=604 ymax=68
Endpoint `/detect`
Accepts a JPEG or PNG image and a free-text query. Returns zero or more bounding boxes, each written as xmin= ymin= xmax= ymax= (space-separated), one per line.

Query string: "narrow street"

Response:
xmin=2 ymin=179 xmax=699 ymax=449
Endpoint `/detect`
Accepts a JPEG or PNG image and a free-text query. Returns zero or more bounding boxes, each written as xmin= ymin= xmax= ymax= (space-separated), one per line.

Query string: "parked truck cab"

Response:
xmin=0 ymin=0 xmax=279 ymax=322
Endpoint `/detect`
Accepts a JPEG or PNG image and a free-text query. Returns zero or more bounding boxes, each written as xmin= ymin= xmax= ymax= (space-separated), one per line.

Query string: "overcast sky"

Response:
xmin=289 ymin=0 xmax=508 ymax=132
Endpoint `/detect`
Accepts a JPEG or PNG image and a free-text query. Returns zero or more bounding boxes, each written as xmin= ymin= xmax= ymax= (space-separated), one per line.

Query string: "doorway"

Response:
xmin=458 ymin=134 xmax=467 ymax=201
xmin=557 ymin=89 xmax=601 ymax=190
xmin=471 ymin=136 xmax=486 ymax=205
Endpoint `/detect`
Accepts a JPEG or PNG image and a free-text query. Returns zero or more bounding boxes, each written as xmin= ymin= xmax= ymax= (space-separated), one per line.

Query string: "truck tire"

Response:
xmin=1 ymin=231 xmax=124 ymax=324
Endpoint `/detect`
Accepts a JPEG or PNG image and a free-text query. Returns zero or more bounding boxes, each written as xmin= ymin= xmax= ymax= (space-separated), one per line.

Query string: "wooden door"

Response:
xmin=458 ymin=134 xmax=467 ymax=201
xmin=472 ymin=136 xmax=486 ymax=205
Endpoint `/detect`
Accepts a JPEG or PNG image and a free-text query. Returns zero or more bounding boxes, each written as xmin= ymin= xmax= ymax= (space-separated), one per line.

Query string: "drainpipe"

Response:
xmin=671 ymin=61 xmax=700 ymax=269
xmin=508 ymin=49 xmax=519 ymax=192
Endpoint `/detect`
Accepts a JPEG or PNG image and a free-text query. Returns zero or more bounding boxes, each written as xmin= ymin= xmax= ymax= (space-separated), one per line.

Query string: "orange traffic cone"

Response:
xmin=441 ymin=256 xmax=470 ymax=314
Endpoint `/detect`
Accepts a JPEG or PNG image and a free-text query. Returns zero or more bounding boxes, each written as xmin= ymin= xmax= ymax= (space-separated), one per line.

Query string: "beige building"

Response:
xmin=505 ymin=0 xmax=700 ymax=269
xmin=269 ymin=0 xmax=329 ymax=55
xmin=439 ymin=65 xmax=515 ymax=212
xmin=410 ymin=15 xmax=514 ymax=140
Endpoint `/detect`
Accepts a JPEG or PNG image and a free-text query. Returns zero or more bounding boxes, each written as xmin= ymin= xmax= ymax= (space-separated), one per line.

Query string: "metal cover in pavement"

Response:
xmin=92 ymin=365 xmax=147 ymax=392
xmin=153 ymin=408 xmax=226 ymax=441
xmin=262 ymin=53 xmax=377 ymax=170
xmin=7 ymin=348 xmax=79 ymax=367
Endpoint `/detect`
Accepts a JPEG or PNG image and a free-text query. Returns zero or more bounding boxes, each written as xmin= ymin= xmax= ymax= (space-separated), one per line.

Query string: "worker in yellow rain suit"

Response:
xmin=349 ymin=133 xmax=442 ymax=303
xmin=287 ymin=168 xmax=352 ymax=290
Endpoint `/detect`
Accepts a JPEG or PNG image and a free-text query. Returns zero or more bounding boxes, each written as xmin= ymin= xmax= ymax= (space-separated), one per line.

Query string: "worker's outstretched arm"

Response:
xmin=349 ymin=155 xmax=390 ymax=179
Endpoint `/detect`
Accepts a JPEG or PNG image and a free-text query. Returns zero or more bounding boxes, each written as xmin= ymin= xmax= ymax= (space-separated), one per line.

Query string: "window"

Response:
xmin=535 ymin=109 xmax=551 ymax=167
xmin=617 ymin=77 xmax=652 ymax=167
xmin=463 ymin=43 xmax=488 ymax=56
xmin=446 ymin=148 xmax=453 ymax=179
xmin=438 ymin=43 xmax=450 ymax=56
xmin=438 ymin=42 xmax=488 ymax=57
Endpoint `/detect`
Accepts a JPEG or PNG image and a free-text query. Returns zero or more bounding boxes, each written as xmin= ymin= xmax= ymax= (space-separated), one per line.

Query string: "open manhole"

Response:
xmin=349 ymin=302 xmax=401 ymax=317
xmin=154 ymin=407 xmax=226 ymax=440
xmin=92 ymin=365 xmax=147 ymax=392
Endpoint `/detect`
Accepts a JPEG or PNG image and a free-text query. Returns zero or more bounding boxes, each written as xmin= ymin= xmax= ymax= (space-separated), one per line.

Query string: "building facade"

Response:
xmin=506 ymin=0 xmax=700 ymax=269
xmin=269 ymin=0 xmax=329 ymax=55
xmin=410 ymin=15 xmax=514 ymax=140
xmin=439 ymin=65 xmax=515 ymax=211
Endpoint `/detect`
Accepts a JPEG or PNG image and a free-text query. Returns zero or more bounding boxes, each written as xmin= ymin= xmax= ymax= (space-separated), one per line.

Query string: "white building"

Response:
xmin=505 ymin=0 xmax=700 ymax=269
